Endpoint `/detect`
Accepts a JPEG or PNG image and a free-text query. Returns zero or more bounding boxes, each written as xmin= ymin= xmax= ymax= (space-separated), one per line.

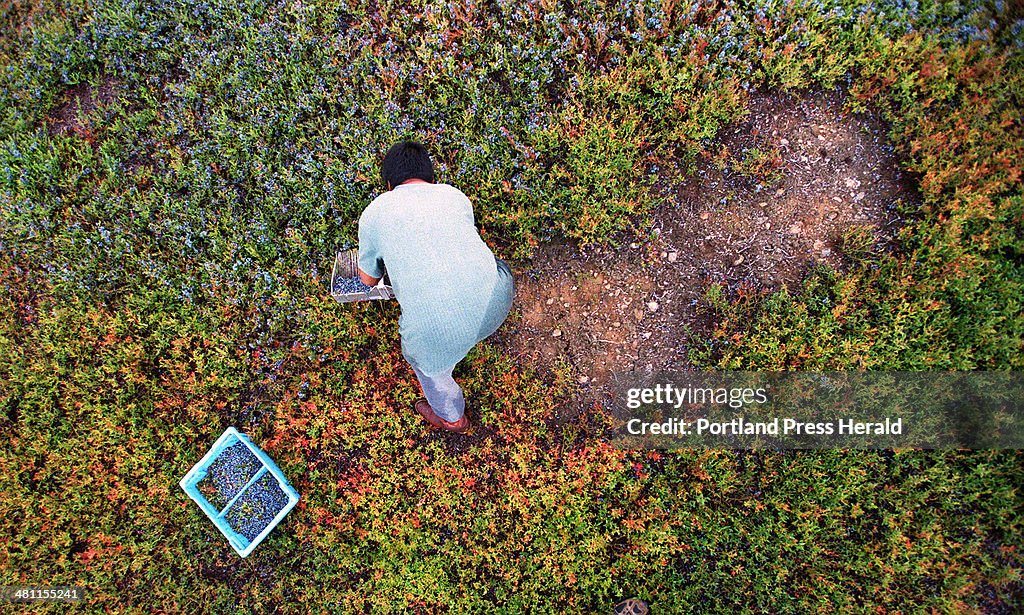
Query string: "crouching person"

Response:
xmin=357 ymin=140 xmax=514 ymax=433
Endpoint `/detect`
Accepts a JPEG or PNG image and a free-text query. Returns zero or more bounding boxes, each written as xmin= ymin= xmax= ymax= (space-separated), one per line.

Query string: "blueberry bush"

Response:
xmin=1 ymin=1 xmax=1021 ymax=613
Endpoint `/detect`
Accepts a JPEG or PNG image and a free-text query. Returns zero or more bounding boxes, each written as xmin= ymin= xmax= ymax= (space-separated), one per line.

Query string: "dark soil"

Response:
xmin=47 ymin=76 xmax=118 ymax=136
xmin=494 ymin=88 xmax=919 ymax=414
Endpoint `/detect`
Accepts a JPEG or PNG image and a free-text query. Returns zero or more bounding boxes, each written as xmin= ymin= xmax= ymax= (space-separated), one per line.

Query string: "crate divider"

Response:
xmin=216 ymin=466 xmax=269 ymax=519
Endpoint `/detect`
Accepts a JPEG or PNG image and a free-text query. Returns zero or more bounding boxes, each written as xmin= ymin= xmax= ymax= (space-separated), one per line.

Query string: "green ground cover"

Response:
xmin=1 ymin=0 xmax=1021 ymax=612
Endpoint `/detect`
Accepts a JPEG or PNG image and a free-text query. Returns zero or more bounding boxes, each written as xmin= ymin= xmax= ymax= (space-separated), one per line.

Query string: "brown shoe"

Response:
xmin=414 ymin=399 xmax=470 ymax=433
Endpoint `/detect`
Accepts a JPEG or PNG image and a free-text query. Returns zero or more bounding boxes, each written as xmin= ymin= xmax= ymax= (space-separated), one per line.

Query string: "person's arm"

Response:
xmin=357 ymin=208 xmax=386 ymax=286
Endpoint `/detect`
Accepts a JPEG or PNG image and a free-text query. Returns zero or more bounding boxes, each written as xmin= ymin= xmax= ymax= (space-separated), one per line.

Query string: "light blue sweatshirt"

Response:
xmin=358 ymin=183 xmax=513 ymax=376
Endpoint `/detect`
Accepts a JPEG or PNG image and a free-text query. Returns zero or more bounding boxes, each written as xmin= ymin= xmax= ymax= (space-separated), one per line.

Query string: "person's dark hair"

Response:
xmin=381 ymin=140 xmax=434 ymax=189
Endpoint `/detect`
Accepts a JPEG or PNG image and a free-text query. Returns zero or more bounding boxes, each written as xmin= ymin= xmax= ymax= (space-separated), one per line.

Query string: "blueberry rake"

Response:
xmin=330 ymin=248 xmax=395 ymax=303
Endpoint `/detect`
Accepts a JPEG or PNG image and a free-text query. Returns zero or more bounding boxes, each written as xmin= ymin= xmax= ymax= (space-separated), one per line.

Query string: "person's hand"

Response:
xmin=358 ymin=267 xmax=381 ymax=286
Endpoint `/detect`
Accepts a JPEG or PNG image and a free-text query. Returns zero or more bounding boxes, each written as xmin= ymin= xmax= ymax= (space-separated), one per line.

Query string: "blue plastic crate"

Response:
xmin=179 ymin=427 xmax=299 ymax=557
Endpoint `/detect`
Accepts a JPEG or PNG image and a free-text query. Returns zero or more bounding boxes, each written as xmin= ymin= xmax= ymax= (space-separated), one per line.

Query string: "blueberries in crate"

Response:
xmin=196 ymin=442 xmax=261 ymax=509
xmin=333 ymin=276 xmax=375 ymax=295
xmin=224 ymin=471 xmax=290 ymax=542
xmin=180 ymin=427 xmax=299 ymax=557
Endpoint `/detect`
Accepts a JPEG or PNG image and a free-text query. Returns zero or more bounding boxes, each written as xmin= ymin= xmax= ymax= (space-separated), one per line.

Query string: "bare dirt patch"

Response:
xmin=494 ymin=88 xmax=919 ymax=415
xmin=47 ymin=77 xmax=119 ymax=136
